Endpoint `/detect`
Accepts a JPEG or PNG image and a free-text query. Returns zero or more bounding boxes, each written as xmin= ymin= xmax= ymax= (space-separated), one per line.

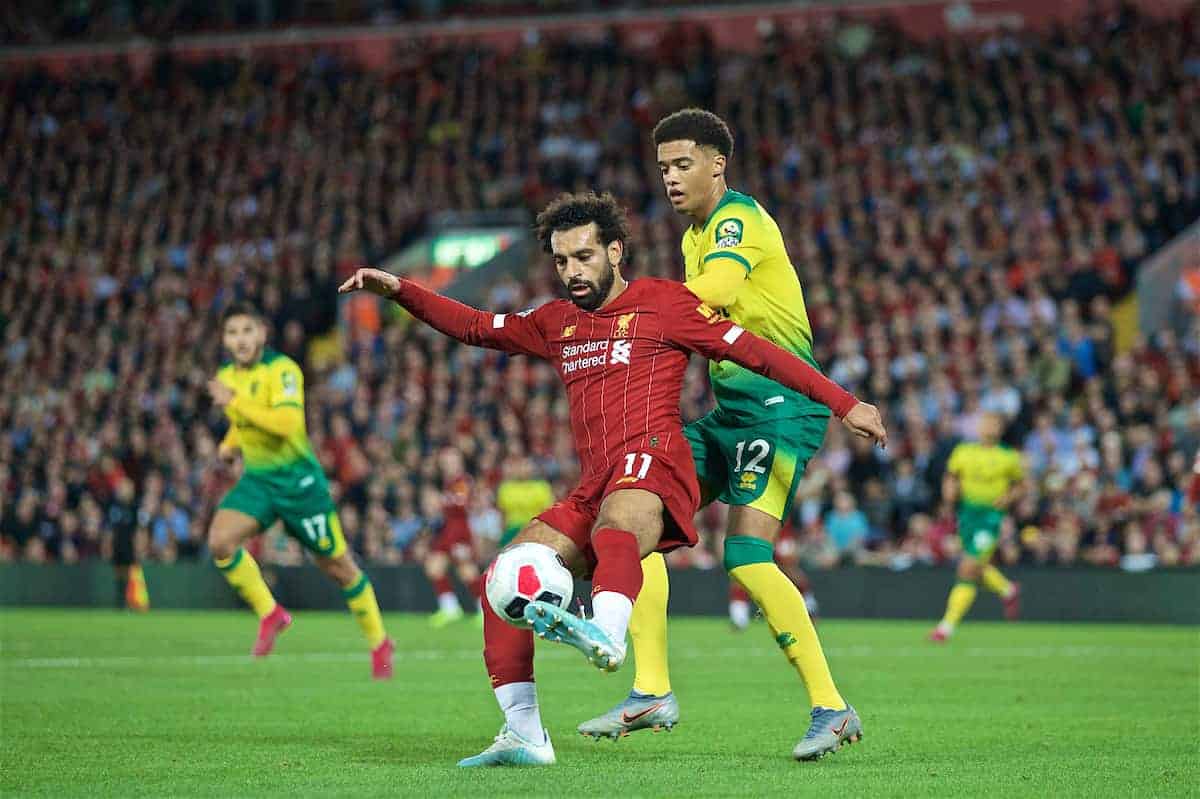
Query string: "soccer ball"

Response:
xmin=486 ymin=543 xmax=574 ymax=627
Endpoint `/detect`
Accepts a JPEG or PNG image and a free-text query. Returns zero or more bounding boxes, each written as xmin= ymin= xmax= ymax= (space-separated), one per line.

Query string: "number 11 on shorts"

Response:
xmin=623 ymin=452 xmax=652 ymax=480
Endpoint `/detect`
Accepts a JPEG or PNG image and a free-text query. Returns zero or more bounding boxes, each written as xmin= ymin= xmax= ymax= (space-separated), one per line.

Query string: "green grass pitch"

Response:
xmin=2 ymin=609 xmax=1197 ymax=797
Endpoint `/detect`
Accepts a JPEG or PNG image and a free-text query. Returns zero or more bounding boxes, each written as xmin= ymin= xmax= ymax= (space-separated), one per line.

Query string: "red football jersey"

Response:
xmin=393 ymin=277 xmax=858 ymax=481
xmin=441 ymin=474 xmax=471 ymax=525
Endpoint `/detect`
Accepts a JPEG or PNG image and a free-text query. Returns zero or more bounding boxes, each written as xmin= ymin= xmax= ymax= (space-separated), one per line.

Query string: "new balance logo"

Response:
xmin=611 ymin=339 xmax=633 ymax=365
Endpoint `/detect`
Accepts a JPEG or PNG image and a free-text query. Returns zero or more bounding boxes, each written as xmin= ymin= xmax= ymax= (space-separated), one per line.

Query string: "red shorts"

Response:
xmin=432 ymin=520 xmax=475 ymax=561
xmin=535 ymin=435 xmax=700 ymax=576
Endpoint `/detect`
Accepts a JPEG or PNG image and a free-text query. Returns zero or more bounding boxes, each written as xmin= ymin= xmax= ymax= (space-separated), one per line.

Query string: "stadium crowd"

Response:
xmin=2 ymin=4 xmax=1199 ymax=574
xmin=1 ymin=0 xmax=764 ymax=45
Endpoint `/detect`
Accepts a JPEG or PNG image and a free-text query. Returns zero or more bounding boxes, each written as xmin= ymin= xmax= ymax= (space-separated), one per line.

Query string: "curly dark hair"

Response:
xmin=534 ymin=191 xmax=632 ymax=258
xmin=652 ymin=108 xmax=734 ymax=158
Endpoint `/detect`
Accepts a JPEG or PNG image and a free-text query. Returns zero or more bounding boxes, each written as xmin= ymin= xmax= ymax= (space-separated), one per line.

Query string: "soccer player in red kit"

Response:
xmin=339 ymin=192 xmax=886 ymax=767
xmin=425 ymin=448 xmax=485 ymax=627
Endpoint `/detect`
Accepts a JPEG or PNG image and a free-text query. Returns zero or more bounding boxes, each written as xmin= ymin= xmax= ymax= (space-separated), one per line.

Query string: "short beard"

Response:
xmin=234 ymin=343 xmax=265 ymax=366
xmin=567 ymin=265 xmax=615 ymax=312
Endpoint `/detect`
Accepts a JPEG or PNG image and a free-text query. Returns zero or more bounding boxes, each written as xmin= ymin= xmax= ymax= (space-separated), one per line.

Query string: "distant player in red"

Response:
xmin=425 ymin=448 xmax=486 ymax=627
xmin=339 ymin=192 xmax=887 ymax=767
xmin=1190 ymin=448 xmax=1200 ymax=507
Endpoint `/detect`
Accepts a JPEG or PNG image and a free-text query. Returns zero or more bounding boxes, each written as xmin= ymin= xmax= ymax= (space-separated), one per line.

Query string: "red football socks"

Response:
xmin=482 ymin=572 xmax=534 ymax=688
xmin=591 ymin=528 xmax=644 ymax=601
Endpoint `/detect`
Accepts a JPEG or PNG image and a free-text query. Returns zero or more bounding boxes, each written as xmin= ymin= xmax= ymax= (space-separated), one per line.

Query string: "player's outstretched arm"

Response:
xmin=725 ymin=332 xmax=886 ymax=446
xmin=663 ymin=285 xmax=887 ymax=447
xmin=339 ymin=268 xmax=550 ymax=358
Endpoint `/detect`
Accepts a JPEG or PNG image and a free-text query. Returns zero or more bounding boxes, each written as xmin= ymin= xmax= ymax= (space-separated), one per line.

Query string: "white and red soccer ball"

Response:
xmin=486 ymin=543 xmax=574 ymax=627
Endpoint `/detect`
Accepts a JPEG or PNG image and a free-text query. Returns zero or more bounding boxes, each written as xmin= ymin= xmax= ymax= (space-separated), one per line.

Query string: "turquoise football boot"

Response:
xmin=523 ymin=601 xmax=626 ymax=672
xmin=457 ymin=725 xmax=555 ymax=767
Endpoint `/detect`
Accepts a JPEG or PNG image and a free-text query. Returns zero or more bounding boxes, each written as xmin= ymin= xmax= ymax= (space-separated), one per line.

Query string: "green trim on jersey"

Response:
xmin=698 ymin=188 xmax=759 ymax=229
xmin=683 ymin=189 xmax=828 ymax=424
xmin=703 ymin=250 xmax=753 ymax=272
xmin=219 ymin=348 xmax=286 ymax=369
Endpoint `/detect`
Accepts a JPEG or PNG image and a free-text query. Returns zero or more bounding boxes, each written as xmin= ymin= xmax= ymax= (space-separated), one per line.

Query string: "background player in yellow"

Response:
xmin=579 ymin=109 xmax=865 ymax=760
xmin=930 ymin=412 xmax=1024 ymax=642
xmin=496 ymin=455 xmax=555 ymax=549
xmin=205 ymin=302 xmax=394 ymax=679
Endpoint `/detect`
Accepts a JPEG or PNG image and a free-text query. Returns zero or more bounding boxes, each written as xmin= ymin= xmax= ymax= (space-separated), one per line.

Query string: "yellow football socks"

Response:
xmin=215 ymin=547 xmax=277 ymax=619
xmin=731 ymin=560 xmax=846 ymax=710
xmin=981 ymin=565 xmax=1013 ymax=598
xmin=125 ymin=564 xmax=150 ymax=611
xmin=343 ymin=573 xmax=387 ymax=649
xmin=940 ymin=582 xmax=978 ymax=629
xmin=630 ymin=552 xmax=672 ymax=697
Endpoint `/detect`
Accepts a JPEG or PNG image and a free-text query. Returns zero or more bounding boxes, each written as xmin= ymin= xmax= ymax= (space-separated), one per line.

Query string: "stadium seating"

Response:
xmin=1 ymin=3 xmax=1197 ymax=570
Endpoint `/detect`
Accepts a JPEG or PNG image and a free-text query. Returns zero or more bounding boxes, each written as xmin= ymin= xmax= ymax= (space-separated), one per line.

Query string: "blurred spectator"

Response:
xmin=824 ymin=491 xmax=871 ymax=559
xmin=1 ymin=4 xmax=1197 ymax=573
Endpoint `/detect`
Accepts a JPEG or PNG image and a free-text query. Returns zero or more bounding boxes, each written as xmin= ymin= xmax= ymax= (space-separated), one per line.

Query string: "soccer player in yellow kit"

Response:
xmin=929 ymin=412 xmax=1024 ymax=642
xmin=496 ymin=456 xmax=555 ymax=549
xmin=579 ymin=109 xmax=863 ymax=760
xmin=205 ymin=302 xmax=394 ymax=678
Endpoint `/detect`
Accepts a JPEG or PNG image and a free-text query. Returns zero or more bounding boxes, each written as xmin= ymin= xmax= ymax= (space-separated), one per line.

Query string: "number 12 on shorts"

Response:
xmin=733 ymin=438 xmax=770 ymax=474
xmin=623 ymin=452 xmax=653 ymax=480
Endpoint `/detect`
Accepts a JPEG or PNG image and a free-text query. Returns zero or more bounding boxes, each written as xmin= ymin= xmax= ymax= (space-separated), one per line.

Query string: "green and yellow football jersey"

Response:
xmin=682 ymin=188 xmax=827 ymax=423
xmin=216 ymin=349 xmax=318 ymax=474
xmin=947 ymin=443 xmax=1024 ymax=510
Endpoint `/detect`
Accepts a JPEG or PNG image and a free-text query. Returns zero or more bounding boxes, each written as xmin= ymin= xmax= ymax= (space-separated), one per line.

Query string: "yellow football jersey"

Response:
xmin=947 ymin=443 xmax=1024 ymax=509
xmin=216 ymin=350 xmax=317 ymax=472
xmin=682 ymin=188 xmax=826 ymax=422
xmin=496 ymin=479 xmax=555 ymax=530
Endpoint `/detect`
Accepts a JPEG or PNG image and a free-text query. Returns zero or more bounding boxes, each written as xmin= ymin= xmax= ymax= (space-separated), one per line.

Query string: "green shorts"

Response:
xmin=684 ymin=411 xmax=829 ymax=522
xmin=218 ymin=463 xmax=346 ymax=558
xmin=957 ymin=503 xmax=1003 ymax=560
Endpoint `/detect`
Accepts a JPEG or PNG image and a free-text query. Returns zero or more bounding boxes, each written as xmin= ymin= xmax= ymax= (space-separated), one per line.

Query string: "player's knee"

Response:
xmin=723 ymin=535 xmax=774 ymax=573
xmin=207 ymin=527 xmax=238 ymax=561
xmin=425 ymin=553 xmax=448 ymax=577
xmin=594 ymin=491 xmax=662 ymax=538
xmin=592 ymin=508 xmax=634 ymax=535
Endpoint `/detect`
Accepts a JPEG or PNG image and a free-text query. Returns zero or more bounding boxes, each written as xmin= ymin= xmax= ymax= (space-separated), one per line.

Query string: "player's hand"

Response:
xmin=338 ymin=267 xmax=401 ymax=297
xmin=842 ymin=402 xmax=887 ymax=448
xmin=207 ymin=379 xmax=235 ymax=408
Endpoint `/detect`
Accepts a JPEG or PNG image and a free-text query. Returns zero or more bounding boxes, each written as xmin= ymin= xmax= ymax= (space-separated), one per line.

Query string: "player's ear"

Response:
xmin=712 ymin=153 xmax=726 ymax=179
xmin=608 ymin=239 xmax=623 ymax=267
